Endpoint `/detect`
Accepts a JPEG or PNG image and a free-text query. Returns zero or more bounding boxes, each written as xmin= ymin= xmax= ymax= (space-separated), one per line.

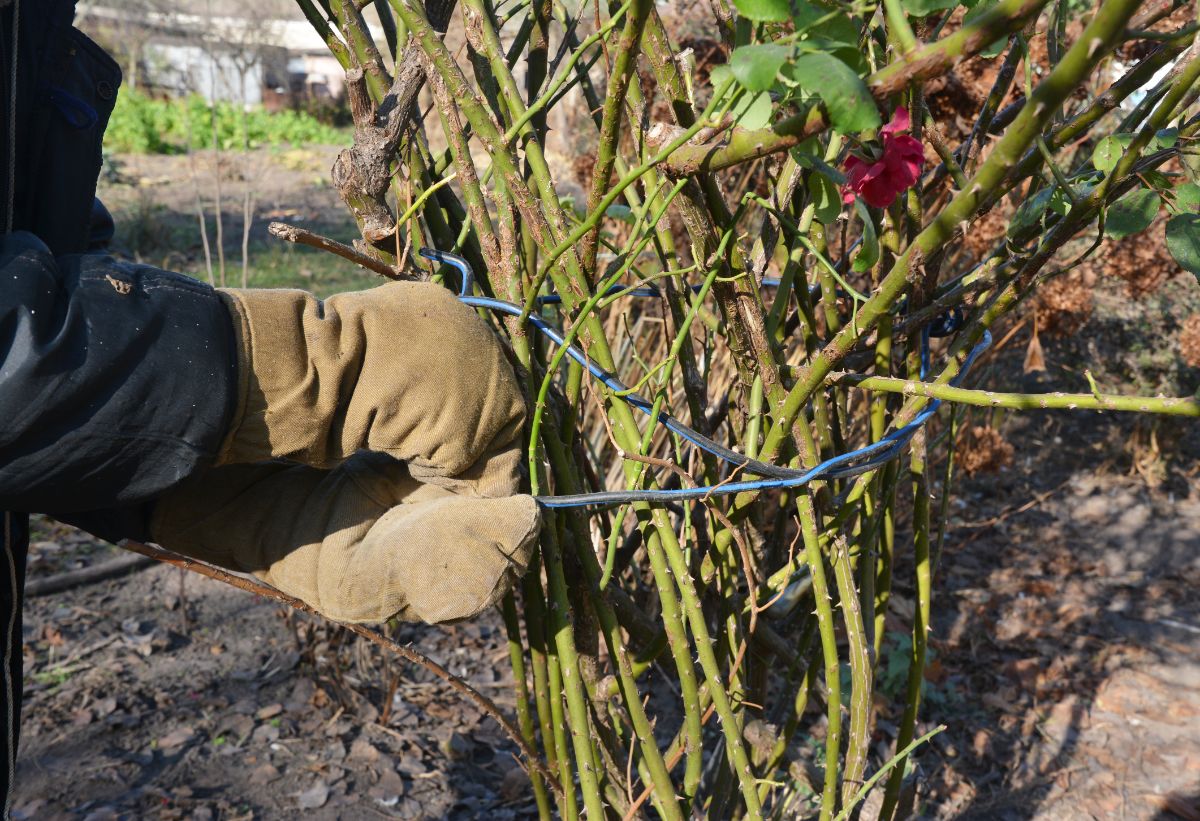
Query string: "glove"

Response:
xmin=150 ymin=453 xmax=539 ymax=624
xmin=216 ymin=281 xmax=526 ymax=497
xmin=149 ymin=281 xmax=541 ymax=624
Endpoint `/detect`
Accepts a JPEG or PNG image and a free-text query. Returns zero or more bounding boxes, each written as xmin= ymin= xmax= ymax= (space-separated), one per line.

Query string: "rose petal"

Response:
xmin=883 ymin=147 xmax=921 ymax=190
xmin=842 ymin=155 xmax=887 ymax=204
xmin=888 ymin=133 xmax=924 ymax=156
xmin=850 ymin=157 xmax=887 ymax=186
xmin=881 ymin=106 xmax=911 ymax=137
xmin=842 ymin=110 xmax=924 ymax=208
xmin=888 ymin=134 xmax=925 ymax=163
xmin=860 ymin=175 xmax=899 ymax=208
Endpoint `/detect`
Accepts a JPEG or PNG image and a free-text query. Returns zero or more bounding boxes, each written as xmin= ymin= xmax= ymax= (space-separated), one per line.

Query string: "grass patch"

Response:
xmin=172 ymin=242 xmax=386 ymax=298
xmin=105 ymin=91 xmax=350 ymax=155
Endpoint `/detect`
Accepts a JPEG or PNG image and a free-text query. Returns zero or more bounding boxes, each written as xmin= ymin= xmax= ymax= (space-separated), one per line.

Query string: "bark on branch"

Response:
xmin=331 ymin=0 xmax=458 ymax=244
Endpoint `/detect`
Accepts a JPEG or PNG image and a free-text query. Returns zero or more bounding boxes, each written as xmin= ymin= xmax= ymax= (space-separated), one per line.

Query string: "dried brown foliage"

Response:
xmin=1088 ymin=219 xmax=1182 ymax=298
xmin=1118 ymin=4 xmax=1196 ymax=61
xmin=957 ymin=425 xmax=1015 ymax=476
xmin=925 ymin=55 xmax=999 ymax=138
xmin=960 ymin=208 xmax=1009 ymax=261
xmin=1180 ymin=314 xmax=1200 ymax=369
xmin=573 ymin=152 xmax=597 ymax=191
xmin=1036 ymin=271 xmax=1094 ymax=337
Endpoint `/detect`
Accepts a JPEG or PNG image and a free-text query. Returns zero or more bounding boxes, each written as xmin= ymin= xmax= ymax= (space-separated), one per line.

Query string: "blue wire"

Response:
xmin=425 ymin=249 xmax=815 ymax=479
xmin=538 ymin=329 xmax=990 ymax=506
xmin=419 ymin=248 xmax=991 ymax=508
xmin=420 ymin=248 xmax=474 ymax=296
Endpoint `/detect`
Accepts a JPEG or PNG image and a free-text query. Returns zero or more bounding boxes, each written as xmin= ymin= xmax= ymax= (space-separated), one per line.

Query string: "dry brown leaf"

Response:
xmin=1024 ymin=328 xmax=1046 ymax=374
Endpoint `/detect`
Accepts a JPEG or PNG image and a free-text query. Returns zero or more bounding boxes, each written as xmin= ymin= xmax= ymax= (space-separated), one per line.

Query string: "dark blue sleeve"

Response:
xmin=3 ymin=6 xmax=122 ymax=256
xmin=0 ymin=232 xmax=238 ymax=513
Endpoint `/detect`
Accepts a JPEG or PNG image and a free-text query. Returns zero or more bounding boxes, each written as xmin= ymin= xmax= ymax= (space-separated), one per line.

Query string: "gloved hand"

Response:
xmin=215 ymin=281 xmax=528 ymax=496
xmin=149 ymin=281 xmax=540 ymax=624
xmin=150 ymin=453 xmax=539 ymax=624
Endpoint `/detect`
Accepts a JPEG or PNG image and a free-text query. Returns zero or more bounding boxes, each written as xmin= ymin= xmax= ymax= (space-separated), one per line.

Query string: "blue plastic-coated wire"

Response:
xmin=536 ymin=328 xmax=990 ymax=507
xmin=420 ymin=248 xmax=475 ymax=296
xmin=420 ymin=248 xmax=990 ymax=508
xmin=423 ymin=250 xmax=814 ymax=479
xmin=460 ymin=294 xmax=811 ymax=481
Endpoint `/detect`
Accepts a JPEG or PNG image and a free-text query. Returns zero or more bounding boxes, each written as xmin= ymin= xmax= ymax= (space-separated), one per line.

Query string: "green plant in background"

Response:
xmin=255 ymin=0 xmax=1200 ymax=818
xmin=104 ymin=90 xmax=350 ymax=154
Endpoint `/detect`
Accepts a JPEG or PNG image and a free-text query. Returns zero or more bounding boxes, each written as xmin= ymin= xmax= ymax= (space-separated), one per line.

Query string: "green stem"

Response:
xmin=817 ymin=374 xmax=1200 ymax=416
xmin=501 ymin=594 xmax=553 ymax=819
xmin=581 ymin=0 xmax=653 ymax=276
xmin=540 ymin=521 xmax=608 ymax=821
xmin=879 ymin=426 xmax=932 ymax=820
xmin=883 ymin=0 xmax=920 ymax=54
xmin=833 ymin=726 xmax=946 ymax=821
xmin=296 ymin=0 xmax=352 ymax=67
xmin=755 ymin=0 xmax=1144 ymax=471
xmin=800 ymin=505 xmax=842 ymax=821
xmin=545 ymin=646 xmax=580 ymax=821
xmin=831 ymin=534 xmax=873 ymax=808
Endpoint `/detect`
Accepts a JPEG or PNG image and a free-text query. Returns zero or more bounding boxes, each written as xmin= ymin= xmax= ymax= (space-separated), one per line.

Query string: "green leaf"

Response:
xmin=1139 ymin=170 xmax=1172 ymax=191
xmin=1169 ymin=182 xmax=1200 ymax=215
xmin=794 ymin=36 xmax=860 ymax=54
xmin=735 ymin=93 xmax=775 ymax=129
xmin=792 ymin=136 xmax=821 ymax=158
xmin=1008 ymin=187 xmax=1054 ymax=235
xmin=1153 ymin=127 xmax=1178 ymax=149
xmin=730 ymin=44 xmax=791 ymax=92
xmin=1048 ymin=187 xmax=1073 ymax=217
xmin=902 ymin=0 xmax=959 ymax=16
xmin=852 ymin=200 xmax=879 ymax=273
xmin=1165 ymin=213 xmax=1200 ymax=280
xmin=793 ymin=1 xmax=860 ymax=42
xmin=1092 ymin=134 xmax=1134 ymax=174
xmin=790 ymin=53 xmax=880 ymax=133
xmin=808 ymin=173 xmax=843 ymax=224
xmin=1106 ymin=190 xmax=1160 ymax=240
xmin=712 ymin=67 xmax=775 ymax=128
xmin=962 ymin=0 xmax=1007 ymax=57
xmin=605 ymin=204 xmax=636 ymax=224
xmin=733 ymin=0 xmax=790 ymax=22
xmin=790 ymin=2 xmax=866 ymax=71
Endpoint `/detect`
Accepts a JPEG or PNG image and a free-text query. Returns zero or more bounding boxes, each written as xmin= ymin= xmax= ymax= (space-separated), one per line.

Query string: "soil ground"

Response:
xmin=9 ymin=150 xmax=1200 ymax=820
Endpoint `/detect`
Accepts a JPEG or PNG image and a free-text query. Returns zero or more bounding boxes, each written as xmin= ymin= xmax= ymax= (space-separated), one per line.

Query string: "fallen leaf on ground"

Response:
xmin=295 ymin=781 xmax=330 ymax=810
xmin=256 ymin=703 xmax=283 ymax=720
xmin=158 ymin=726 xmax=196 ymax=750
xmin=248 ymin=763 xmax=281 ymax=785
xmin=369 ymin=769 xmax=406 ymax=804
xmin=349 ymin=737 xmax=380 ymax=762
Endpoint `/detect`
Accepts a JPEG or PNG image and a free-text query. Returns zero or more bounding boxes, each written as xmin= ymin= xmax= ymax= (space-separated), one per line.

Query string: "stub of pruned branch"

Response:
xmin=329 ymin=0 xmax=459 ymax=250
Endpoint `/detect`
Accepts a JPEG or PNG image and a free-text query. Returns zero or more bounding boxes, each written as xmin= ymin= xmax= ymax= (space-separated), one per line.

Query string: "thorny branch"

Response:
xmin=277 ymin=0 xmax=1200 ymax=817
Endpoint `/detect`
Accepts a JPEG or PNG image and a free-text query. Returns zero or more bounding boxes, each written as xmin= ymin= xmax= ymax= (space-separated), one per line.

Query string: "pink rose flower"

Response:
xmin=841 ymin=107 xmax=925 ymax=209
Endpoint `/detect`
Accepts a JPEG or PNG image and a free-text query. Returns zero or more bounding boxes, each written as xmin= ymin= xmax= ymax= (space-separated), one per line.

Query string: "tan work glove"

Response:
xmin=150 ymin=281 xmax=540 ymax=624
